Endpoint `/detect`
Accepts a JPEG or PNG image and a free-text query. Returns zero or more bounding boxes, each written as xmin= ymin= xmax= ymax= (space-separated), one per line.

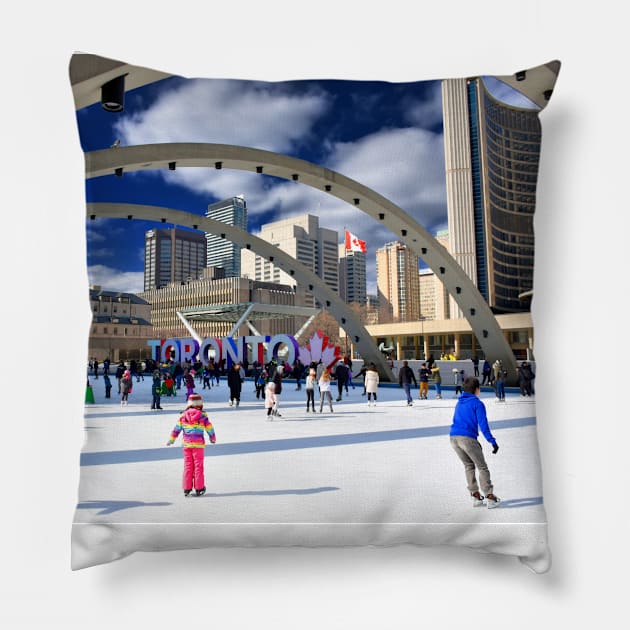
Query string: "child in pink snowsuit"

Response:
xmin=166 ymin=393 xmax=216 ymax=496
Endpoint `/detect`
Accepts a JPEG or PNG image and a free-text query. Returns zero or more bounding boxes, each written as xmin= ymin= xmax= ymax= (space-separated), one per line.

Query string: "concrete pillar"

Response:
xmin=423 ymin=336 xmax=429 ymax=361
xmin=454 ymin=334 xmax=461 ymax=359
xmin=396 ymin=337 xmax=402 ymax=361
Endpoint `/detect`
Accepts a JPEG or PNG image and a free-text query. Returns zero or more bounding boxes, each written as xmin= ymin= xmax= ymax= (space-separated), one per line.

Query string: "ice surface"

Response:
xmin=76 ymin=378 xmax=546 ymax=527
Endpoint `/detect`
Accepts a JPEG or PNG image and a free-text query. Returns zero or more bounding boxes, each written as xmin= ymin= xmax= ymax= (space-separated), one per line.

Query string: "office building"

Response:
xmin=242 ymin=214 xmax=339 ymax=306
xmin=139 ymin=268 xmax=308 ymax=339
xmin=205 ymin=196 xmax=248 ymax=277
xmin=88 ymin=286 xmax=154 ymax=361
xmin=442 ymin=75 xmax=547 ymax=314
xmin=338 ymin=244 xmax=367 ymax=306
xmin=376 ymin=241 xmax=421 ymax=323
xmin=144 ymin=227 xmax=207 ymax=291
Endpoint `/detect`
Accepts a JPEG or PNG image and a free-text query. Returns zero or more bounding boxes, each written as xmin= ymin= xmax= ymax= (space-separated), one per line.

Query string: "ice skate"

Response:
xmin=184 ymin=489 xmax=192 ymax=497
xmin=486 ymin=493 xmax=501 ymax=509
xmin=471 ymin=491 xmax=485 ymax=507
xmin=195 ymin=487 xmax=206 ymax=496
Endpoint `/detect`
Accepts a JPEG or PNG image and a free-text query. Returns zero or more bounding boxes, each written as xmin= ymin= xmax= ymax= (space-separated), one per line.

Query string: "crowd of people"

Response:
xmin=88 ymin=351 xmax=535 ymax=413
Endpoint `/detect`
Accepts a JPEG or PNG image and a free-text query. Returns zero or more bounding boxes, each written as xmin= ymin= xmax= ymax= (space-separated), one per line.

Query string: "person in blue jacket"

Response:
xmin=449 ymin=377 xmax=501 ymax=508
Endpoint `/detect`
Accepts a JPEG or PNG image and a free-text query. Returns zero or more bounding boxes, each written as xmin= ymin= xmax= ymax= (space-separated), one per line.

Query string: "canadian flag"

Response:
xmin=345 ymin=229 xmax=367 ymax=253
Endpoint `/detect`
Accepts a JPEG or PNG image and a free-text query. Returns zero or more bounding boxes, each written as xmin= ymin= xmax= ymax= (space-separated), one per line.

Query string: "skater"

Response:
xmin=431 ymin=364 xmax=442 ymax=399
xmin=334 ymin=361 xmax=349 ymax=401
xmin=449 ymin=377 xmax=500 ymax=508
xmin=227 ymin=362 xmax=243 ymax=407
xmin=183 ymin=368 xmax=195 ymax=400
xmin=305 ymin=367 xmax=316 ymax=412
xmin=343 ymin=355 xmax=355 ymax=389
xmin=365 ymin=363 xmax=380 ymax=407
xmin=398 ymin=360 xmax=417 ymax=406
xmin=103 ymin=357 xmax=110 ymax=376
xmin=166 ymin=393 xmax=216 ymax=496
xmin=174 ymin=362 xmax=184 ymax=390
xmin=115 ymin=361 xmax=125 ymax=393
xmin=453 ymin=369 xmax=464 ymax=397
xmin=163 ymin=373 xmax=175 ymax=397
xmin=472 ymin=355 xmax=480 ymax=377
xmin=193 ymin=360 xmax=204 ymax=383
xmin=264 ymin=381 xmax=276 ymax=419
xmin=151 ymin=371 xmax=163 ymax=410
xmin=92 ymin=358 xmax=99 ymax=379
xmin=517 ymin=361 xmax=535 ymax=396
xmin=255 ymin=368 xmax=267 ymax=399
xmin=318 ymin=368 xmax=334 ymax=413
xmin=492 ymin=359 xmax=503 ymax=388
xmin=202 ymin=366 xmax=211 ymax=390
xmin=271 ymin=364 xmax=284 ymax=417
xmin=120 ymin=369 xmax=132 ymax=406
xmin=292 ymin=359 xmax=304 ymax=391
xmin=481 ymin=359 xmax=491 ymax=386
xmin=103 ymin=372 xmax=112 ymax=399
xmin=418 ymin=363 xmax=431 ymax=400
xmin=495 ymin=369 xmax=507 ymax=402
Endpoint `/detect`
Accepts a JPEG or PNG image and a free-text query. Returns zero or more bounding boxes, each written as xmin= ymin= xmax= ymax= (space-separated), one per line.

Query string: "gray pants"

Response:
xmin=319 ymin=390 xmax=333 ymax=412
xmin=450 ymin=436 xmax=493 ymax=495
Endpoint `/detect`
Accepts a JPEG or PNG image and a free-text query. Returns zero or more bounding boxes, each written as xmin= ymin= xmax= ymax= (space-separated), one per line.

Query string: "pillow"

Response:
xmin=69 ymin=53 xmax=559 ymax=572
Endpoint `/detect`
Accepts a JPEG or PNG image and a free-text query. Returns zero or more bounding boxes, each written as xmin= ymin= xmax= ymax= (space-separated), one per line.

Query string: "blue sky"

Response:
xmin=77 ymin=72 xmax=536 ymax=293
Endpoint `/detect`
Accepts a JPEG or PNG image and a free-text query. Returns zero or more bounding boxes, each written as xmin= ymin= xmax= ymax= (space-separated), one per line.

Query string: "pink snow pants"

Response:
xmin=183 ymin=447 xmax=205 ymax=490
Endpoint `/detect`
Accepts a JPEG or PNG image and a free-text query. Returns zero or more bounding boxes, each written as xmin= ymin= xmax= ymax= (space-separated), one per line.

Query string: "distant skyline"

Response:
xmin=78 ymin=72 xmax=537 ymax=294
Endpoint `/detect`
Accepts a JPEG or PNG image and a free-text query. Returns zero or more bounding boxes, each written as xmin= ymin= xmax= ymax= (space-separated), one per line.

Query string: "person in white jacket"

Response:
xmin=318 ymin=368 xmax=334 ymax=413
xmin=305 ymin=368 xmax=316 ymax=412
xmin=365 ymin=363 xmax=380 ymax=407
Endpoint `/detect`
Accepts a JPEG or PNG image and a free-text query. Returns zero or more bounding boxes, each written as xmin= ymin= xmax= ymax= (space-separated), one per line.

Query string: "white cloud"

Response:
xmin=328 ymin=126 xmax=446 ymax=229
xmin=115 ymin=79 xmax=331 ymax=153
xmin=404 ymin=83 xmax=443 ymax=128
xmin=88 ymin=265 xmax=144 ymax=294
xmin=90 ymin=248 xmax=114 ymax=258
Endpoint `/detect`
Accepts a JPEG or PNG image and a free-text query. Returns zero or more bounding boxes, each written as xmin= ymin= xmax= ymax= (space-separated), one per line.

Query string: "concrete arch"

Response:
xmin=87 ymin=202 xmax=396 ymax=381
xmin=85 ymin=143 xmax=519 ymax=379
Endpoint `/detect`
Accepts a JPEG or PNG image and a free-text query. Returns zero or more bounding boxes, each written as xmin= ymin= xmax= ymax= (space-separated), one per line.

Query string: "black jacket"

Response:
xmin=398 ymin=366 xmax=417 ymax=386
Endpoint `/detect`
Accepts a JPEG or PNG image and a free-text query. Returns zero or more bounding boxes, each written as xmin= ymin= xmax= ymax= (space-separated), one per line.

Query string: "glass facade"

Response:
xmin=467 ymin=81 xmax=489 ymax=302
xmin=472 ymin=81 xmax=542 ymax=313
xmin=205 ymin=197 xmax=248 ymax=278
xmin=144 ymin=227 xmax=206 ymax=291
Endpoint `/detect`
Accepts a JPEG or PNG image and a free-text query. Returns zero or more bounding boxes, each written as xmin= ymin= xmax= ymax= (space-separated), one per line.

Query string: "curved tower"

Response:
xmin=443 ymin=74 xmax=548 ymax=315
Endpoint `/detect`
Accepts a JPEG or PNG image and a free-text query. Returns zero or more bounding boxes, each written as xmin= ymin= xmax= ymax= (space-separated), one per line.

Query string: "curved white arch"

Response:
xmin=85 ymin=143 xmax=519 ymax=379
xmin=87 ymin=202 xmax=396 ymax=381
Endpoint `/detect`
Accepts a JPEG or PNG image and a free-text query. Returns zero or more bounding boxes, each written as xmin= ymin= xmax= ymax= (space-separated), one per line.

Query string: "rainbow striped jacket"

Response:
xmin=168 ymin=408 xmax=216 ymax=448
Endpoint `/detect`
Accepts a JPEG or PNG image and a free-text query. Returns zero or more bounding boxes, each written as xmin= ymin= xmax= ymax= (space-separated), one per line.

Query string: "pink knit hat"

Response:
xmin=186 ymin=393 xmax=203 ymax=408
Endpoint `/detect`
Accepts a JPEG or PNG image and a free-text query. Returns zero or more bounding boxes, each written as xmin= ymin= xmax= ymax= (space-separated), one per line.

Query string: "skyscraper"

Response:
xmin=442 ymin=71 xmax=554 ymax=314
xmin=205 ymin=196 xmax=248 ymax=278
xmin=144 ymin=227 xmax=207 ymax=291
xmin=242 ymin=214 xmax=339 ymax=306
xmin=376 ymin=241 xmax=421 ymax=323
xmin=338 ymin=243 xmax=367 ymax=305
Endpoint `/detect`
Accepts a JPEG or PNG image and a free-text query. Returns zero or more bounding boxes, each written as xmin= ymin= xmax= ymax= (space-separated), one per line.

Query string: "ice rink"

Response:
xmin=76 ymin=376 xmax=546 ymax=528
